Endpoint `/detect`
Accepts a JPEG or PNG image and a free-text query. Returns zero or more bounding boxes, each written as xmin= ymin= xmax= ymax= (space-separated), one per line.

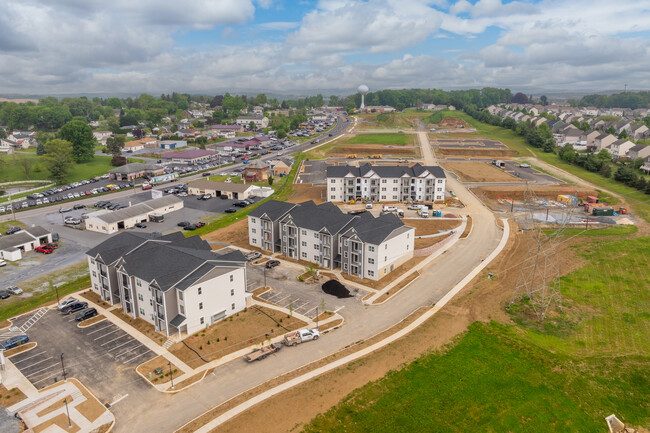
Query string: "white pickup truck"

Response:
xmin=283 ymin=328 xmax=320 ymax=346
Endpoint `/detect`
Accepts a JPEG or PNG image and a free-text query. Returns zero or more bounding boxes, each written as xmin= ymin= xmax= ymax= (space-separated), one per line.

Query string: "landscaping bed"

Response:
xmin=0 ymin=384 xmax=26 ymax=407
xmin=137 ymin=355 xmax=179 ymax=385
xmin=168 ymin=306 xmax=307 ymax=369
xmin=340 ymin=256 xmax=425 ymax=290
xmin=441 ymin=161 xmax=522 ymax=183
xmin=79 ymin=290 xmax=110 ymax=308
xmin=414 ymin=235 xmax=449 ymax=249
xmin=78 ymin=315 xmax=105 ymax=328
xmin=3 ymin=342 xmax=37 ymax=357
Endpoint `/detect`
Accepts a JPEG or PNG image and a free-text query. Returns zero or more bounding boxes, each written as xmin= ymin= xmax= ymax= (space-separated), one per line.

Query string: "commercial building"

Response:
xmin=188 ymin=180 xmax=256 ymax=200
xmin=123 ymin=138 xmax=158 ymax=151
xmin=236 ymin=116 xmax=269 ymax=129
xmin=161 ymin=149 xmax=217 ymax=164
xmin=0 ymin=226 xmax=53 ymax=261
xmin=85 ymin=196 xmax=183 ymax=234
xmin=326 ymin=163 xmax=446 ymax=203
xmin=159 ymin=140 xmax=187 ymax=150
xmin=248 ymin=200 xmax=414 ymax=280
xmin=244 ymin=159 xmax=271 ymax=182
xmin=108 ymin=163 xmax=165 ymax=181
xmin=86 ymin=232 xmax=249 ymax=338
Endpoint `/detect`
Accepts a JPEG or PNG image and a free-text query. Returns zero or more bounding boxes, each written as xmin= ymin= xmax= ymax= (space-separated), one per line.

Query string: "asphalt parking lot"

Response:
xmin=246 ymin=262 xmax=362 ymax=319
xmin=502 ymin=161 xmax=561 ymax=185
xmin=297 ymin=160 xmax=330 ymax=186
xmin=10 ymin=308 xmax=154 ymax=403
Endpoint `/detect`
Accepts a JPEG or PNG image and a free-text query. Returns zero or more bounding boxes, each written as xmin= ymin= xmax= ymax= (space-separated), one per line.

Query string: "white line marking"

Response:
xmin=109 ymin=394 xmax=129 ymax=406
xmin=31 ymin=370 xmax=64 ymax=385
xmin=21 ymin=356 xmax=53 ymax=369
xmin=303 ymin=306 xmax=318 ymax=316
xmin=25 ymin=362 xmax=59 ymax=378
xmin=12 ymin=351 xmax=48 ymax=364
xmin=114 ymin=343 xmax=143 ymax=357
xmin=108 ymin=339 xmax=136 ymax=352
xmin=122 ymin=351 xmax=152 ymax=364
xmin=334 ymin=306 xmax=345 ymax=313
xmin=87 ymin=324 xmax=113 ymax=335
xmin=94 ymin=328 xmax=121 ymax=341
xmin=101 ymin=334 xmax=129 ymax=346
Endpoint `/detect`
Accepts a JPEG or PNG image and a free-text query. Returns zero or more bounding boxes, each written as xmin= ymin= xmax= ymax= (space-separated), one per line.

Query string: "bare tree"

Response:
xmin=16 ymin=155 xmax=34 ymax=179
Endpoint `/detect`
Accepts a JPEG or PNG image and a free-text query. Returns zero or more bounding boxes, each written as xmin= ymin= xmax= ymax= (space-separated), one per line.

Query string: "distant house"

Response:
xmin=159 ymin=140 xmax=187 ymax=150
xmin=161 ymin=149 xmax=217 ymax=164
xmin=244 ymin=159 xmax=271 ymax=182
xmin=124 ymin=138 xmax=158 ymax=152
xmin=359 ymin=106 xmax=396 ymax=114
xmin=236 ymin=116 xmax=269 ymax=130
xmin=0 ymin=226 xmax=53 ymax=261
xmin=583 ymin=130 xmax=601 ymax=148
xmin=210 ymin=124 xmax=243 ymax=133
xmin=108 ymin=163 xmax=165 ymax=181
xmin=93 ymin=131 xmax=113 ymax=143
xmin=592 ymin=133 xmax=617 ymax=152
xmin=627 ymin=144 xmax=650 ymax=161
xmin=271 ymin=159 xmax=292 ymax=176
xmin=628 ymin=124 xmax=649 ymax=140
xmin=608 ymin=139 xmax=635 ymax=159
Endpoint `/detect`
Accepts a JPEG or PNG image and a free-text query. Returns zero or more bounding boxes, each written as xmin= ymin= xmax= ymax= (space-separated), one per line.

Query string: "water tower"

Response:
xmin=357 ymin=84 xmax=369 ymax=109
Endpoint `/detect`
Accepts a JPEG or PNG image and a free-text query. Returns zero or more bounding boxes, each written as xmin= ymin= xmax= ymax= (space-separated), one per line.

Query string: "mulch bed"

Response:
xmin=322 ymin=280 xmax=353 ymax=298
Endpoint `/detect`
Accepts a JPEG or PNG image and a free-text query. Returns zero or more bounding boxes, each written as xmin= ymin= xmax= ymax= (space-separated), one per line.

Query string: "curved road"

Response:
xmin=111 ymin=119 xmax=502 ymax=432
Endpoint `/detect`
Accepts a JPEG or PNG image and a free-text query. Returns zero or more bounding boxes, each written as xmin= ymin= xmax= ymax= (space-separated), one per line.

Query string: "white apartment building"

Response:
xmin=248 ymin=200 xmax=414 ymax=281
xmin=326 ymin=163 xmax=446 ymax=203
xmin=236 ymin=116 xmax=269 ymax=129
xmin=86 ymin=232 xmax=248 ymax=338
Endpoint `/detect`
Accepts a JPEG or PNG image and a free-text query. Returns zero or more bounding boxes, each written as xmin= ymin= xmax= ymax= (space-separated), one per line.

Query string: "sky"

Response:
xmin=1 ymin=0 xmax=650 ymax=96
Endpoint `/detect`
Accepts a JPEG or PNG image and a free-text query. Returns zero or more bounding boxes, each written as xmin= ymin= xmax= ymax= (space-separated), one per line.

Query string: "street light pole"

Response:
xmin=168 ymin=361 xmax=174 ymax=389
xmin=60 ymin=353 xmax=67 ymax=382
xmin=64 ymin=398 xmax=72 ymax=428
xmin=54 ymin=283 xmax=60 ymax=306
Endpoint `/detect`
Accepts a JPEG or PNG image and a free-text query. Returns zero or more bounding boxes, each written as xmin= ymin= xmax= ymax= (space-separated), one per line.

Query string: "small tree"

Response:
xmin=36 ymin=141 xmax=46 ymax=155
xmin=106 ymin=135 xmax=125 ymax=157
xmin=44 ymin=139 xmax=74 ymax=184
xmin=268 ymin=175 xmax=274 ymax=186
xmin=249 ymin=121 xmax=256 ymax=131
xmin=16 ymin=156 xmax=33 ymax=179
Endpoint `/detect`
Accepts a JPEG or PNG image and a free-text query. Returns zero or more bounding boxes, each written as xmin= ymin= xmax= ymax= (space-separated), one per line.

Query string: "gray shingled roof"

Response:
xmin=108 ymin=163 xmax=163 ymax=174
xmin=346 ymin=213 xmax=412 ymax=245
xmin=23 ymin=226 xmax=51 ymax=238
xmin=248 ymin=200 xmax=298 ymax=221
xmin=87 ymin=196 xmax=182 ymax=224
xmin=284 ymin=202 xmax=356 ymax=234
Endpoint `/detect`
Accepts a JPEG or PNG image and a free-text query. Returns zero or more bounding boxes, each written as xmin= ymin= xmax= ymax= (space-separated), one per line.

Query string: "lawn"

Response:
xmin=305 ymin=135 xmax=420 ymax=160
xmin=0 ymin=220 xmax=26 ymax=233
xmin=303 ymin=231 xmax=650 ymax=433
xmin=346 ymin=133 xmax=413 ymax=146
xmin=0 ymin=153 xmax=117 ymax=184
xmin=304 ymin=321 xmax=650 ymax=433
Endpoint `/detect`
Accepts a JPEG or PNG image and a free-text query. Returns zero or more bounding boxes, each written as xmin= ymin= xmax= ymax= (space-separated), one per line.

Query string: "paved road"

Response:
xmin=109 ymin=119 xmax=501 ymax=433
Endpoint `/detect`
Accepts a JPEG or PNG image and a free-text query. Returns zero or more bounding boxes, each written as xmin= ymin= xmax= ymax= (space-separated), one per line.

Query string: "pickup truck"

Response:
xmin=244 ymin=343 xmax=282 ymax=362
xmin=283 ymin=328 xmax=320 ymax=347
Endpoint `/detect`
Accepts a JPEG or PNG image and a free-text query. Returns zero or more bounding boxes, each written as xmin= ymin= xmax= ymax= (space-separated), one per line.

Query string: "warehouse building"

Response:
xmin=85 ymin=196 xmax=183 ymax=234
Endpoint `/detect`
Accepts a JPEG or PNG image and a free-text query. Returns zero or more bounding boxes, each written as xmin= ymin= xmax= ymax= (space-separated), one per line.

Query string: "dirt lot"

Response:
xmin=0 ymin=384 xmax=26 ymax=407
xmin=287 ymin=183 xmax=327 ymax=204
xmin=435 ymin=117 xmax=470 ymax=129
xmin=441 ymin=161 xmax=522 ymax=183
xmin=208 ymin=224 xmax=593 ymax=433
xmin=436 ymin=147 xmax=518 ymax=158
xmin=202 ymin=218 xmax=250 ymax=249
xmin=310 ymin=142 xmax=421 ymax=159
xmin=473 ymin=184 xmax=599 ymax=201
xmin=405 ymin=218 xmax=462 ymax=236
xmin=168 ymin=306 xmax=306 ymax=369
xmin=414 ymin=235 xmax=449 ymax=249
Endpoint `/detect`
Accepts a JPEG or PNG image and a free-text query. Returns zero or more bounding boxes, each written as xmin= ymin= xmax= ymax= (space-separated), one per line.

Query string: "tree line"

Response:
xmin=569 ymin=91 xmax=650 ymax=109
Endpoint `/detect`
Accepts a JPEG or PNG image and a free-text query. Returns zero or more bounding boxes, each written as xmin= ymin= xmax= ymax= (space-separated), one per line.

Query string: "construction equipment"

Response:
xmin=346 ymin=154 xmax=357 ymax=159
xmin=243 ymin=343 xmax=283 ymax=362
xmin=369 ymin=154 xmax=382 ymax=159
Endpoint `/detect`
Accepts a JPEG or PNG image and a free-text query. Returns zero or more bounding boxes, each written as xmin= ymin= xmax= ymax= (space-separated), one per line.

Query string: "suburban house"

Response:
xmin=641 ymin=157 xmax=650 ymax=174
xmin=248 ymin=200 xmax=415 ymax=280
xmin=627 ymin=144 xmax=650 ymax=161
xmin=608 ymin=139 xmax=635 ymax=159
xmin=85 ymin=196 xmax=183 ymax=234
xmin=161 ymin=149 xmax=217 ymax=164
xmin=0 ymin=226 xmax=53 ymax=261
xmin=359 ymin=106 xmax=396 ymax=113
xmin=236 ymin=116 xmax=269 ymax=129
xmin=270 ymin=158 xmax=292 ymax=176
xmin=93 ymin=131 xmax=113 ymax=143
xmin=244 ymin=159 xmax=271 ymax=182
xmin=210 ymin=124 xmax=243 ymax=133
xmin=86 ymin=232 xmax=249 ymax=338
xmin=159 ymin=140 xmax=187 ymax=150
xmin=108 ymin=163 xmax=165 ymax=181
xmin=592 ymin=133 xmax=617 ymax=152
xmin=326 ymin=163 xmax=447 ymax=203
xmin=124 ymin=138 xmax=158 ymax=151
xmin=628 ymin=124 xmax=649 ymax=140
xmin=188 ymin=180 xmax=256 ymax=199
xmin=0 ymin=140 xmax=15 ymax=154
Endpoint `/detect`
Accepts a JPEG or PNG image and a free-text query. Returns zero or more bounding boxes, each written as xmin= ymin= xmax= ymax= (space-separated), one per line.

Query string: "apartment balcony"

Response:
xmin=99 ymin=270 xmax=108 ymax=278
xmin=155 ymin=295 xmax=163 ymax=305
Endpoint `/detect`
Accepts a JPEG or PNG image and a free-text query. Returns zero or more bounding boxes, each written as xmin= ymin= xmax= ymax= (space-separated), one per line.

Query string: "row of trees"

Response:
xmin=569 ymin=91 xmax=650 ymax=109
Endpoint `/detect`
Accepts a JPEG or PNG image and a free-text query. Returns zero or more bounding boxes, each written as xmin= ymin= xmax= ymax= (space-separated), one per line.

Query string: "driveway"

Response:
xmin=9 ymin=309 xmax=154 ymax=404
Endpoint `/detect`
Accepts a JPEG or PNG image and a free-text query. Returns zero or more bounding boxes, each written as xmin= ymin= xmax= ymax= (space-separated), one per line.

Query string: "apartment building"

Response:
xmin=86 ymin=232 xmax=248 ymax=338
xmin=326 ymin=163 xmax=446 ymax=203
xmin=248 ymin=200 xmax=414 ymax=280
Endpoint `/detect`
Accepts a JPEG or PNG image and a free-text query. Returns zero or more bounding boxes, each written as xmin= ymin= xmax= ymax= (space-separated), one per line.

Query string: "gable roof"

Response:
xmin=189 ymin=179 xmax=255 ymax=193
xmin=248 ymin=200 xmax=298 ymax=221
xmin=345 ymin=213 xmax=412 ymax=244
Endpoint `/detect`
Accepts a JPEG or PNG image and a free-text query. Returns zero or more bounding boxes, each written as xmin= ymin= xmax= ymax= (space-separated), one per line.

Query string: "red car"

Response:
xmin=35 ymin=246 xmax=55 ymax=254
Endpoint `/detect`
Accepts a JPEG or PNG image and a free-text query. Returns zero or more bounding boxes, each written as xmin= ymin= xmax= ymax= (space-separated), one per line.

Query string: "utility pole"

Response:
xmin=60 ymin=353 xmax=67 ymax=382
xmin=168 ymin=361 xmax=174 ymax=389
xmin=53 ymin=283 xmax=60 ymax=306
xmin=9 ymin=194 xmax=15 ymax=221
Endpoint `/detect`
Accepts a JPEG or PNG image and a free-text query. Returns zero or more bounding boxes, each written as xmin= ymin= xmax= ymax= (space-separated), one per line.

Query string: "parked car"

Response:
xmin=183 ymin=224 xmax=197 ymax=231
xmin=135 ymin=222 xmax=147 ymax=228
xmin=35 ymin=246 xmax=55 ymax=254
xmin=0 ymin=259 xmax=6 ymax=267
xmin=6 ymin=286 xmax=22 ymax=295
xmin=0 ymin=335 xmax=29 ymax=349
xmin=265 ymin=260 xmax=280 ymax=269
xmin=195 ymin=221 xmax=205 ymax=228
xmin=61 ymin=301 xmax=88 ymax=315
xmin=59 ymin=208 xmax=72 ymax=213
xmin=245 ymin=251 xmax=262 ymax=261
xmin=0 ymin=290 xmax=10 ymax=299
xmin=177 ymin=221 xmax=190 ymax=227
xmin=73 ymin=204 xmax=86 ymax=210
xmin=58 ymin=298 xmax=79 ymax=311
xmin=224 ymin=208 xmax=237 ymax=213
xmin=234 ymin=201 xmax=249 ymax=207
xmin=5 ymin=226 xmax=21 ymax=235
xmin=75 ymin=307 xmax=98 ymax=322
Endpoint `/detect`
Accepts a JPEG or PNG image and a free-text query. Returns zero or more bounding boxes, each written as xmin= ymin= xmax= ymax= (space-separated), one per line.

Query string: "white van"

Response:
xmin=419 ymin=208 xmax=429 ymax=218
xmin=366 ymin=202 xmax=373 ymax=209
xmin=382 ymin=205 xmax=397 ymax=212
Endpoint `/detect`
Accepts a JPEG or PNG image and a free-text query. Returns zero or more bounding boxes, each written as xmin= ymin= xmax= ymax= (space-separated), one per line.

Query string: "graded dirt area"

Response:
xmin=435 ymin=117 xmax=470 ymax=129
xmin=473 ymin=184 xmax=598 ymax=201
xmin=208 ymin=226 xmax=589 ymax=433
xmin=436 ymin=147 xmax=518 ymax=158
xmin=310 ymin=142 xmax=420 ymax=159
xmin=405 ymin=218 xmax=462 ymax=236
xmin=168 ymin=306 xmax=306 ymax=369
xmin=441 ymin=161 xmax=522 ymax=183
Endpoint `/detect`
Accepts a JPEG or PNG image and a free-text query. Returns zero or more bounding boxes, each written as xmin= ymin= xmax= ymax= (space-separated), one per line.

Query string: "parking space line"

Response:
xmin=21 ymin=356 xmax=53 ymax=369
xmin=303 ymin=306 xmax=318 ymax=316
xmin=87 ymin=323 xmax=114 ymax=335
xmin=100 ymin=334 xmax=129 ymax=346
xmin=67 ymin=316 xmax=78 ymax=322
xmin=25 ymin=362 xmax=59 ymax=378
xmin=295 ymin=302 xmax=310 ymax=310
xmin=31 ymin=370 xmax=64 ymax=385
xmin=12 ymin=351 xmax=48 ymax=364
xmin=108 ymin=339 xmax=136 ymax=352
xmin=94 ymin=328 xmax=121 ymax=341
xmin=122 ymin=351 xmax=152 ymax=364
xmin=114 ymin=344 xmax=144 ymax=358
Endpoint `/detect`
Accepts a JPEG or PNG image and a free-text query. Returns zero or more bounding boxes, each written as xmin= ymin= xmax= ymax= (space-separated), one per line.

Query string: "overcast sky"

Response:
xmin=1 ymin=0 xmax=649 ymax=96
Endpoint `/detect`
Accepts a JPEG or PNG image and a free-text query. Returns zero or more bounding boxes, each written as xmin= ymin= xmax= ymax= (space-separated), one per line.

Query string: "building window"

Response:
xmin=150 ymin=299 xmax=153 ymax=306
xmin=136 ymin=279 xmax=141 ymax=286
xmin=331 ymin=179 xmax=336 ymax=183
xmin=178 ymin=292 xmax=183 ymax=300
xmin=368 ymin=270 xmax=375 ymax=277
xmin=138 ymin=293 xmax=143 ymax=301
xmin=382 ymin=179 xmax=387 ymax=183
xmin=92 ymin=271 xmax=97 ymax=277
xmin=368 ymin=258 xmax=375 ymax=264
xmin=251 ymin=218 xmax=256 ymax=223
xmin=385 ymin=244 xmax=388 ymax=249
xmin=437 ymin=187 xmax=442 ymax=192
xmin=393 ymin=187 xmax=398 ymax=191
xmin=230 ymin=275 xmax=234 ymax=282
xmin=407 ymin=244 xmax=409 ymax=250
xmin=180 ymin=305 xmax=185 ymax=314
xmin=393 ymin=179 xmax=398 ymax=183
xmin=199 ymin=302 xmax=203 ymax=310
xmin=252 ymin=228 xmax=256 ymax=233
xmin=330 ymin=187 xmax=335 ymax=191
xmin=344 ymin=239 xmax=348 ymax=246
xmin=301 ymin=229 xmax=307 ymax=235
xmin=343 ymin=264 xmax=348 ymax=270
xmin=381 ymin=195 xmax=386 ymax=200
xmin=302 ymin=252 xmax=307 ymax=258
xmin=344 ymin=251 xmax=348 ymax=258
xmin=200 ymin=317 xmax=204 ymax=325
xmin=139 ymin=308 xmax=145 ymax=315
xmin=302 ymin=241 xmax=307 ymax=247
xmin=381 ymin=187 xmax=386 ymax=191
xmin=314 ymin=255 xmax=319 ymax=261
xmin=368 ymin=245 xmax=375 ymax=252
xmin=91 ymin=259 xmax=96 ymax=265
xmin=231 ymin=289 xmax=235 ymax=296
xmin=231 ymin=303 xmax=235 ymax=310
xmin=314 ymin=233 xmax=319 ymax=239
xmin=385 ymin=256 xmax=387 ymax=261
xmin=330 ymin=195 xmax=336 ymax=199
xmin=198 ymin=287 xmax=202 ymax=295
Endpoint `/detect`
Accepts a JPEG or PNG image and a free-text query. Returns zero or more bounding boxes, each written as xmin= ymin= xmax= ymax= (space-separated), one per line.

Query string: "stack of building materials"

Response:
xmin=557 ymin=194 xmax=578 ymax=206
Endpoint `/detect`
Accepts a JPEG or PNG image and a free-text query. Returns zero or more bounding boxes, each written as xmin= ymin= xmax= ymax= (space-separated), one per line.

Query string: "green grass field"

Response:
xmin=303 ymin=232 xmax=650 ymax=432
xmin=346 ymin=133 xmax=413 ymax=145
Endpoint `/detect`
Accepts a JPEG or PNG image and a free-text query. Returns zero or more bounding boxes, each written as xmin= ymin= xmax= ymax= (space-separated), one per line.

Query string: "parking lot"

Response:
xmin=296 ymin=160 xmax=331 ymax=186
xmin=9 ymin=308 xmax=154 ymax=402
xmin=246 ymin=261 xmax=363 ymax=320
xmin=501 ymin=161 xmax=562 ymax=185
